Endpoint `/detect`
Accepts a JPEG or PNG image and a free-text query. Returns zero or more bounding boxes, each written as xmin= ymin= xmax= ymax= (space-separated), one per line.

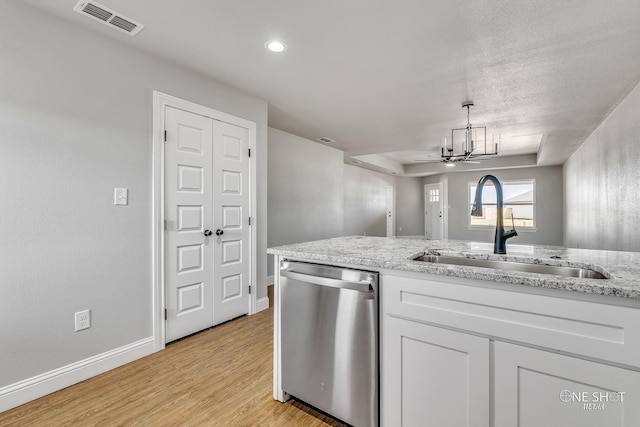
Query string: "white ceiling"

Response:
xmin=20 ymin=0 xmax=640 ymax=176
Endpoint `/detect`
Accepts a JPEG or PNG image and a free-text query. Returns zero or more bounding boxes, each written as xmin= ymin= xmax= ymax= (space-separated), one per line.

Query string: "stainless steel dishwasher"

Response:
xmin=280 ymin=260 xmax=379 ymax=427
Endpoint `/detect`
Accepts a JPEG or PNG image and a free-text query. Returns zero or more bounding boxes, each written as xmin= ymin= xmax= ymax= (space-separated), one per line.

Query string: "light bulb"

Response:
xmin=265 ymin=40 xmax=287 ymax=53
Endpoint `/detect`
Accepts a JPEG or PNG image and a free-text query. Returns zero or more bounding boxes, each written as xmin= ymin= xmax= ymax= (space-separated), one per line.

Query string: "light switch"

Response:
xmin=114 ymin=188 xmax=128 ymax=205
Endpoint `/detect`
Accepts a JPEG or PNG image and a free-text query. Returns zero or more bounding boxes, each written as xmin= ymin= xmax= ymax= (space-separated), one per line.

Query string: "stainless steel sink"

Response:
xmin=412 ymin=254 xmax=609 ymax=279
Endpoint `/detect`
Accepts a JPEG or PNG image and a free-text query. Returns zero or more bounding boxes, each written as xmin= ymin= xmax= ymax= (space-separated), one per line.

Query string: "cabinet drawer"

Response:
xmin=382 ymin=274 xmax=640 ymax=368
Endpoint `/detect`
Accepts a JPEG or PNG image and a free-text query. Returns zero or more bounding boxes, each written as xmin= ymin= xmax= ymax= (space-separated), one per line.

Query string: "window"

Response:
xmin=468 ymin=179 xmax=535 ymax=229
xmin=427 ymin=189 xmax=439 ymax=202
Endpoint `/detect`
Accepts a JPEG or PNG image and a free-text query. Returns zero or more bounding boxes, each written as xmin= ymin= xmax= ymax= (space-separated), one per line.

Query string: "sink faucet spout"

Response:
xmin=471 ymin=174 xmax=518 ymax=254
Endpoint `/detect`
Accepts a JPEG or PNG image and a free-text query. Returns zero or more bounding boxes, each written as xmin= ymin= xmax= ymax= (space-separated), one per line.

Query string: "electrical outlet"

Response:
xmin=75 ymin=309 xmax=91 ymax=331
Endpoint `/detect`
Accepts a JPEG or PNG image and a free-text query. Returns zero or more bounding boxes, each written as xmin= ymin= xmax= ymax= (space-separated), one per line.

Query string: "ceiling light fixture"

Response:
xmin=441 ymin=101 xmax=499 ymax=163
xmin=265 ymin=40 xmax=287 ymax=53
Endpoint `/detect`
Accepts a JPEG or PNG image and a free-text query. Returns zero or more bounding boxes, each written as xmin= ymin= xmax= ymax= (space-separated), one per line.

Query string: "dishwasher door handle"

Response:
xmin=281 ymin=269 xmax=374 ymax=292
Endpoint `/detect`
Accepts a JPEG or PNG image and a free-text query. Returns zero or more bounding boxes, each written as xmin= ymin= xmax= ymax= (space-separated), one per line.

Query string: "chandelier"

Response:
xmin=441 ymin=101 xmax=499 ymax=163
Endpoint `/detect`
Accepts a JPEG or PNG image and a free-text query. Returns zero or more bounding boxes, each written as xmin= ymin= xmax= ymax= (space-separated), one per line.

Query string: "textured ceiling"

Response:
xmin=20 ymin=0 xmax=640 ymax=175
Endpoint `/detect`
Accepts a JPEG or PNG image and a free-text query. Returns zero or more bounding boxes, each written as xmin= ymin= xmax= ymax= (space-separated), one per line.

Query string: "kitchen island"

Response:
xmin=268 ymin=236 xmax=640 ymax=427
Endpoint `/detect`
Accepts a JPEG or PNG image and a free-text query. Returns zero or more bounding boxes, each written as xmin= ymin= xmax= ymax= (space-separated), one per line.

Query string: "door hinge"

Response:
xmin=164 ymin=219 xmax=168 ymax=231
xmin=248 ymin=217 xmax=252 ymax=226
xmin=164 ymin=309 xmax=167 ymax=320
xmin=249 ymin=285 xmax=252 ymax=294
xmin=164 ymin=130 xmax=167 ymax=142
xmin=248 ymin=148 xmax=251 ymax=158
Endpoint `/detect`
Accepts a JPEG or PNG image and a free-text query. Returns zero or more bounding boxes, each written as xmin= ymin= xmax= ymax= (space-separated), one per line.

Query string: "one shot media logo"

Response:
xmin=559 ymin=389 xmax=626 ymax=410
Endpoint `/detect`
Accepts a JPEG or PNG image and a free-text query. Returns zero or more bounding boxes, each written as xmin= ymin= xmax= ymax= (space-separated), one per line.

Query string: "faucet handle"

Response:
xmin=507 ymin=210 xmax=518 ymax=237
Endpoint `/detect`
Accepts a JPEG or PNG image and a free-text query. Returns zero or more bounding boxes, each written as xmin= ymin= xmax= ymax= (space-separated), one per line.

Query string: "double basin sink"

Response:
xmin=412 ymin=254 xmax=609 ymax=280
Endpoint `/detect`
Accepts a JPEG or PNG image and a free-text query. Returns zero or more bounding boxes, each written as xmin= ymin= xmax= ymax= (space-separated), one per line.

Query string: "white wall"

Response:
xmin=564 ymin=81 xmax=640 ymax=251
xmin=0 ymin=0 xmax=267 ymax=404
xmin=343 ymin=165 xmax=396 ymax=236
xmin=395 ymin=176 xmax=425 ymax=236
xmin=424 ymin=166 xmax=564 ymax=246
xmin=267 ymin=129 xmax=424 ymax=275
xmin=267 ymin=128 xmax=345 ymax=252
xmin=343 ymin=167 xmax=423 ymax=237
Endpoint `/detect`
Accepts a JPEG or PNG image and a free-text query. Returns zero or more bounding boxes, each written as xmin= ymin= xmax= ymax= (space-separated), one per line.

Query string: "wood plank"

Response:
xmin=0 ymin=299 xmax=346 ymax=426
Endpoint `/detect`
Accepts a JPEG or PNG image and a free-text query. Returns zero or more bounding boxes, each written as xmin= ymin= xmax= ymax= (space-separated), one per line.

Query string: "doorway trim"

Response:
xmin=152 ymin=91 xmax=257 ymax=351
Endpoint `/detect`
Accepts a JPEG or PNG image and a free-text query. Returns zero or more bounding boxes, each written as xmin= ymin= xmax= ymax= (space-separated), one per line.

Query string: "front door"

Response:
xmin=425 ymin=183 xmax=444 ymax=239
xmin=164 ymin=106 xmax=250 ymax=342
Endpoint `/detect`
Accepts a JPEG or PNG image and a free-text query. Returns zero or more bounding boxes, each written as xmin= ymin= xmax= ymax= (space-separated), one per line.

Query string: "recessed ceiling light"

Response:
xmin=445 ymin=162 xmax=456 ymax=167
xmin=265 ymin=40 xmax=287 ymax=53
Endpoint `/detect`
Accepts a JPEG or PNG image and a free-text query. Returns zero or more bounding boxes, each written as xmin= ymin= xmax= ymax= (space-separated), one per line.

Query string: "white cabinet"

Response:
xmin=494 ymin=341 xmax=640 ymax=427
xmin=382 ymin=316 xmax=489 ymax=427
xmin=381 ymin=273 xmax=640 ymax=427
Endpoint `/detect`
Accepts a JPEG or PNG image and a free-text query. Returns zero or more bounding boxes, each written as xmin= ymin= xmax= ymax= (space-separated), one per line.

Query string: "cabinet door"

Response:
xmin=381 ymin=316 xmax=490 ymax=427
xmin=495 ymin=341 xmax=640 ymax=427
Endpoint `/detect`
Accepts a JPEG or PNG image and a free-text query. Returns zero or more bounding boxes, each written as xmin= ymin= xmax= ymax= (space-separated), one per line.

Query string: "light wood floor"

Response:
xmin=0 ymin=289 xmax=347 ymax=427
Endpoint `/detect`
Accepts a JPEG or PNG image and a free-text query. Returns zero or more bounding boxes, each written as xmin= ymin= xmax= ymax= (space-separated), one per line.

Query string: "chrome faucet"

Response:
xmin=470 ymin=174 xmax=518 ymax=254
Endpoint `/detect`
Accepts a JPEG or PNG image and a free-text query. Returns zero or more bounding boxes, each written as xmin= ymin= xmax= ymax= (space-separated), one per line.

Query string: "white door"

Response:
xmin=386 ymin=186 xmax=395 ymax=237
xmin=212 ymin=120 xmax=251 ymax=324
xmin=424 ymin=183 xmax=444 ymax=239
xmin=164 ymin=106 xmax=250 ymax=342
xmin=165 ymin=106 xmax=214 ymax=342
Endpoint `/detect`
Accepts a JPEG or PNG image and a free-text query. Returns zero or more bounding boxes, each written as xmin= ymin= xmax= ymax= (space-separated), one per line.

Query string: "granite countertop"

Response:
xmin=267 ymin=236 xmax=640 ymax=300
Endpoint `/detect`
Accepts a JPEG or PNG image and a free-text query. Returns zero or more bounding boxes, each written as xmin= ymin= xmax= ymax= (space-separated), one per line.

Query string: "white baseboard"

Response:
xmin=254 ymin=275 xmax=273 ymax=313
xmin=256 ymin=296 xmax=269 ymax=313
xmin=0 ymin=337 xmax=156 ymax=413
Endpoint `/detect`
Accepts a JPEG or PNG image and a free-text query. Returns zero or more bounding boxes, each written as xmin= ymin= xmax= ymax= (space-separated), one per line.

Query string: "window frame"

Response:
xmin=467 ymin=179 xmax=537 ymax=232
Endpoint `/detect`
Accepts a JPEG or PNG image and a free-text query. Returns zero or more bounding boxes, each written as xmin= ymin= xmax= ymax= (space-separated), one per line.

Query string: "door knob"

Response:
xmin=204 ymin=229 xmax=212 ymax=237
xmin=215 ymin=229 xmax=224 ymax=236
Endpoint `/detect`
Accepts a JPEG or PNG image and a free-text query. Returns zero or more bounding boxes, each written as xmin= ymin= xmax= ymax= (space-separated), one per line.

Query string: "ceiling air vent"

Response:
xmin=73 ymin=1 xmax=145 ymax=36
xmin=316 ymin=136 xmax=336 ymax=144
